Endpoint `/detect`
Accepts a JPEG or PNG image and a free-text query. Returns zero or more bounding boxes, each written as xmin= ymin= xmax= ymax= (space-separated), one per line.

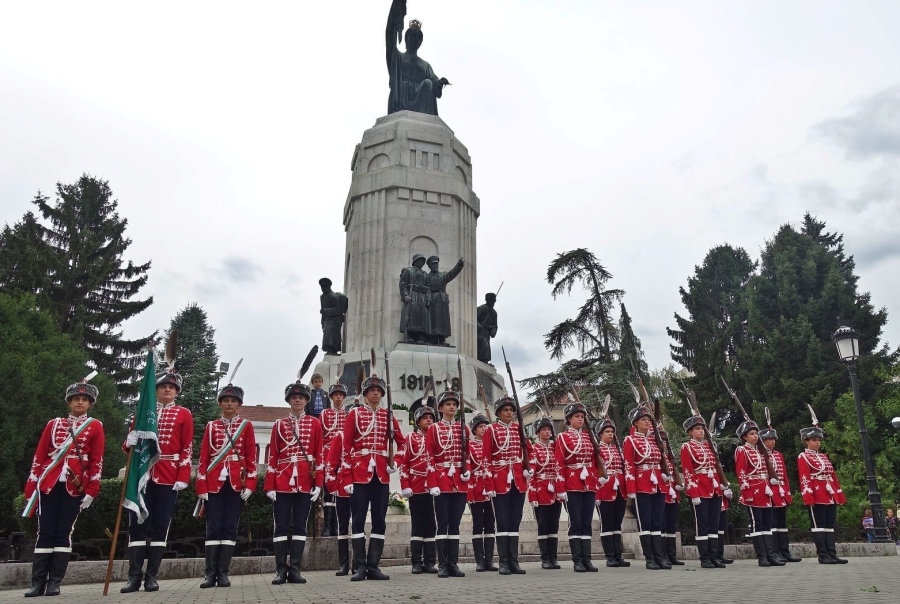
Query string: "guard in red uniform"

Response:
xmin=680 ymin=415 xmax=722 ymax=569
xmin=320 ymin=382 xmax=348 ymax=537
xmin=426 ymin=390 xmax=471 ymax=578
xmin=399 ymin=405 xmax=438 ymax=575
xmin=798 ymin=412 xmax=847 ymax=564
xmin=555 ymin=403 xmax=601 ymax=573
xmin=623 ymin=403 xmax=669 ymax=570
xmin=121 ymin=370 xmax=194 ymax=594
xmin=342 ymin=375 xmax=406 ymax=581
xmin=195 ymin=383 xmax=258 ymax=588
xmin=594 ymin=418 xmax=630 ymax=568
xmin=23 ymin=378 xmax=105 ymax=598
xmin=483 ymin=396 xmax=532 ymax=575
xmin=467 ymin=413 xmax=498 ymax=572
xmin=760 ymin=410 xmax=801 ymax=562
xmin=265 ymin=382 xmax=324 ymax=585
xmin=734 ymin=420 xmax=783 ymax=567
xmin=528 ymin=416 xmax=561 ymax=570
xmin=324 ymin=399 xmax=360 ymax=577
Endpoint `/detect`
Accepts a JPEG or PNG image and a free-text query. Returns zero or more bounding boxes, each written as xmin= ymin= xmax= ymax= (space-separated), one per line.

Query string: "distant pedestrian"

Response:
xmin=862 ymin=510 xmax=875 ymax=543
xmin=886 ymin=509 xmax=898 ymax=544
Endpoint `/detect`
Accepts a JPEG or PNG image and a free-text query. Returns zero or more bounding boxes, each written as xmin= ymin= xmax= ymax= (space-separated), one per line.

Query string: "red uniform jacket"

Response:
xmin=264 ymin=414 xmax=324 ymax=493
xmin=467 ymin=438 xmax=492 ymax=504
xmin=623 ymin=430 xmax=664 ymax=496
xmin=798 ymin=449 xmax=845 ymax=506
xmin=342 ymin=406 xmax=406 ymax=485
xmin=555 ymin=428 xmax=600 ymax=494
xmin=681 ymin=439 xmax=719 ymax=499
xmin=596 ymin=441 xmax=626 ymax=502
xmin=735 ymin=443 xmax=772 ymax=507
xmin=767 ymin=448 xmax=792 ymax=506
xmin=398 ymin=431 xmax=431 ymax=495
xmin=320 ymin=406 xmax=346 ymax=465
xmin=483 ymin=421 xmax=530 ymax=495
xmin=325 ymin=432 xmax=352 ymax=497
xmin=528 ymin=440 xmax=560 ymax=506
xmin=124 ymin=403 xmax=194 ymax=486
xmin=26 ymin=416 xmax=105 ymax=500
xmin=196 ymin=416 xmax=258 ymax=495
xmin=426 ymin=420 xmax=471 ymax=493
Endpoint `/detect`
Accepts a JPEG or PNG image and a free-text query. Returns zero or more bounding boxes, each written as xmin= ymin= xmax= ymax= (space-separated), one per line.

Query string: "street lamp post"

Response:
xmin=832 ymin=324 xmax=892 ymax=543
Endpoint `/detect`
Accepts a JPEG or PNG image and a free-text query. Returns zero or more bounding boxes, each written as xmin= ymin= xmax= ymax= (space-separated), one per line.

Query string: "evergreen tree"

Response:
xmin=0 ymin=294 xmax=126 ymax=533
xmin=667 ymin=244 xmax=755 ymax=422
xmin=738 ymin=217 xmax=889 ymax=473
xmin=0 ymin=175 xmax=153 ymax=392
xmin=164 ymin=304 xmax=221 ymax=442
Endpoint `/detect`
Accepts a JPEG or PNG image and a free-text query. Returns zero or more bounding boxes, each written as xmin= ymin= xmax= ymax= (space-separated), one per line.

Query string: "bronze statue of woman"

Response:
xmin=386 ymin=0 xmax=450 ymax=116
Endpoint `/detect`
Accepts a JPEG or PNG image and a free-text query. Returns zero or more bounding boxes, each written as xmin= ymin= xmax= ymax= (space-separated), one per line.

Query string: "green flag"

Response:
xmin=123 ymin=348 xmax=159 ymax=523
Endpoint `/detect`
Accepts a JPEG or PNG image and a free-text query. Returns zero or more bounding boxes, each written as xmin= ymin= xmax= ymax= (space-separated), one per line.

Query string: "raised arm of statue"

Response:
xmin=442 ymin=258 xmax=464 ymax=285
xmin=386 ymin=0 xmax=407 ymax=67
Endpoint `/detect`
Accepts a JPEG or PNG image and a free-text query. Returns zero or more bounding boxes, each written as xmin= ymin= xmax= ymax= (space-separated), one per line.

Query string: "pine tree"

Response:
xmin=165 ymin=304 xmax=221 ymax=439
xmin=0 ymin=175 xmax=153 ymax=391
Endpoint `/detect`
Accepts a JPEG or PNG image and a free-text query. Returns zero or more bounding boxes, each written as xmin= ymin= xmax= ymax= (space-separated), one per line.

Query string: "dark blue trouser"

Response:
xmin=350 ymin=477 xmax=388 ymax=537
xmin=128 ymin=481 xmax=178 ymax=546
xmin=272 ymin=491 xmax=312 ymax=544
xmin=534 ymin=501 xmax=561 ymax=537
xmin=470 ymin=501 xmax=495 ymax=537
xmin=492 ymin=485 xmax=525 ymax=535
xmin=748 ymin=505 xmax=773 ymax=535
xmin=690 ymin=496 xmax=720 ymax=542
xmin=409 ymin=494 xmax=436 ymax=539
xmin=206 ymin=483 xmax=243 ymax=542
xmin=597 ymin=496 xmax=627 ymax=535
xmin=566 ymin=492 xmax=595 ymax=538
xmin=34 ymin=483 xmax=81 ymax=551
xmin=633 ymin=492 xmax=665 ymax=534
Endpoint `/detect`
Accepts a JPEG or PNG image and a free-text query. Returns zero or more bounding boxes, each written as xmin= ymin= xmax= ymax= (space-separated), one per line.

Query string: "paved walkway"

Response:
xmin=3 ymin=558 xmax=898 ymax=604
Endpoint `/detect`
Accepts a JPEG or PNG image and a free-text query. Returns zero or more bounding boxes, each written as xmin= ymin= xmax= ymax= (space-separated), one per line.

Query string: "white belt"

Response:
xmin=537 ymin=473 xmax=556 ymax=480
xmin=492 ymin=459 xmax=520 ymax=466
xmin=65 ymin=455 xmax=89 ymax=461
xmin=636 ymin=463 xmax=659 ymax=470
xmin=747 ymin=473 xmax=767 ymax=480
xmin=566 ymin=463 xmax=588 ymax=469
xmin=351 ymin=449 xmax=387 ymax=457
xmin=288 ymin=455 xmax=315 ymax=463
xmin=410 ymin=469 xmax=428 ymax=476
xmin=437 ymin=462 xmax=462 ymax=468
xmin=159 ymin=454 xmax=180 ymax=461
xmin=810 ymin=474 xmax=831 ymax=481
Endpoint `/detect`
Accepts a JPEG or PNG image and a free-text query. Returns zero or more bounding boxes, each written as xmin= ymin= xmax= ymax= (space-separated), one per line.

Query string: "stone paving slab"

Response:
xmin=1 ymin=558 xmax=898 ymax=603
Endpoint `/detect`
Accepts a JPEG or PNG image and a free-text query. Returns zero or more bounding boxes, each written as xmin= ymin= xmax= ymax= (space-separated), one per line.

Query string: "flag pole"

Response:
xmin=103 ymin=446 xmax=134 ymax=596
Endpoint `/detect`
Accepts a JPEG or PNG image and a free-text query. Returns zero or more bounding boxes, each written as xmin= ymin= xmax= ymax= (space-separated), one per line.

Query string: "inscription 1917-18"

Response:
xmin=399 ymin=373 xmax=459 ymax=392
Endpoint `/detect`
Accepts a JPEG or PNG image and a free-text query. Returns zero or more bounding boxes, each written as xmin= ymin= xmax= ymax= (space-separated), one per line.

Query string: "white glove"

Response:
xmin=769 ymin=477 xmax=780 ymax=485
xmin=628 ymin=492 xmax=636 ymax=499
xmin=691 ymin=497 xmax=701 ymax=506
xmin=558 ymin=492 xmax=568 ymax=502
xmin=675 ymin=484 xmax=684 ymax=492
xmin=386 ymin=465 xmax=398 ymax=474
xmin=267 ymin=490 xmax=277 ymax=501
xmin=241 ymin=489 xmax=252 ymax=501
xmin=460 ymin=471 xmax=471 ymax=482
xmin=661 ymin=473 xmax=671 ymax=482
xmin=523 ymin=470 xmax=534 ymax=479
xmin=172 ymin=481 xmax=188 ymax=491
xmin=429 ymin=487 xmax=441 ymax=497
xmin=310 ymin=487 xmax=321 ymax=502
xmin=532 ymin=500 xmax=539 ymax=507
xmin=344 ymin=484 xmax=354 ymax=495
xmin=125 ymin=432 xmax=138 ymax=448
xmin=599 ymin=476 xmax=609 ymax=486
xmin=79 ymin=495 xmax=94 ymax=510
xmin=401 ymin=488 xmax=414 ymax=498
xmin=485 ymin=490 xmax=496 ymax=498
xmin=198 ymin=493 xmax=208 ymax=501
xmin=723 ymin=488 xmax=733 ymax=500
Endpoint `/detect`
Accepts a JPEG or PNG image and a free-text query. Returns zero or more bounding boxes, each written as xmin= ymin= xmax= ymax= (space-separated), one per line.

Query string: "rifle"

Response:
xmin=679 ymin=378 xmax=729 ymax=487
xmin=382 ymin=350 xmax=396 ymax=468
xmin=428 ymin=363 xmax=438 ymax=412
xmin=457 ymin=356 xmax=468 ymax=476
xmin=478 ymin=381 xmax=493 ymax=422
xmin=654 ymin=399 xmax=683 ymax=489
xmin=560 ymin=366 xmax=606 ymax=479
xmin=720 ymin=377 xmax=777 ymax=483
xmin=595 ymin=389 xmax=625 ymax=459
xmin=501 ymin=346 xmax=531 ymax=472
xmin=627 ymin=364 xmax=670 ymax=476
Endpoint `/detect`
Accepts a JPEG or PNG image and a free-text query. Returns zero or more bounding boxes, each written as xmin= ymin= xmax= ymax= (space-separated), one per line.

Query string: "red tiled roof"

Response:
xmin=239 ymin=405 xmax=287 ymax=422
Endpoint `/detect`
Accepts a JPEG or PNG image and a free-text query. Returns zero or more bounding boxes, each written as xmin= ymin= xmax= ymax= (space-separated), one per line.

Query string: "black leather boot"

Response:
xmin=322 ymin=506 xmax=334 ymax=537
xmin=217 ymin=543 xmax=235 ymax=587
xmin=507 ymin=535 xmax=526 ymax=574
xmin=472 ymin=538 xmax=485 ymax=572
xmin=199 ymin=544 xmax=219 ymax=588
xmin=422 ymin=540 xmax=439 ymax=574
xmin=715 ymin=535 xmax=733 ymax=564
xmin=547 ymin=536 xmax=561 ymax=569
xmin=754 ymin=535 xmax=771 ymax=567
xmin=698 ymin=540 xmax=716 ymax=569
xmin=613 ymin=534 xmax=630 ymax=567
xmin=707 ymin=538 xmax=726 ymax=568
xmin=335 ymin=539 xmax=350 ymax=576
xmin=482 ymin=537 xmax=499 ymax=571
xmin=640 ymin=535 xmax=660 ymax=570
xmin=539 ymin=539 xmax=553 ymax=569
xmin=272 ymin=540 xmax=290 ymax=584
xmin=496 ymin=535 xmax=510 ymax=575
xmin=447 ymin=539 xmax=465 ymax=577
xmin=825 ymin=531 xmax=848 ymax=564
xmin=44 ymin=552 xmax=70 ymax=596
xmin=570 ymin=538 xmax=586 ymax=572
xmin=366 ymin=538 xmax=390 ymax=580
xmin=350 ymin=537 xmax=368 ymax=581
xmin=764 ymin=534 xmax=786 ymax=566
xmin=581 ymin=538 xmax=598 ymax=572
xmin=666 ymin=536 xmax=685 ymax=565
xmin=24 ymin=551 xmax=52 ymax=597
xmin=601 ymin=535 xmax=618 ymax=567
xmin=777 ymin=531 xmax=802 ymax=562
xmin=814 ymin=532 xmax=835 ymax=564
xmin=410 ymin=540 xmax=424 ymax=574
xmin=437 ymin=539 xmax=449 ymax=578
xmin=120 ymin=545 xmax=145 ymax=593
xmin=143 ymin=546 xmax=165 ymax=591
xmin=287 ymin=539 xmax=306 ymax=583
xmin=652 ymin=535 xmax=671 ymax=569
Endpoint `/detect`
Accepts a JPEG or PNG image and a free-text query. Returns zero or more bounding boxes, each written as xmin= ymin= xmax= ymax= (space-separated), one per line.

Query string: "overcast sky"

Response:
xmin=2 ymin=1 xmax=899 ymax=406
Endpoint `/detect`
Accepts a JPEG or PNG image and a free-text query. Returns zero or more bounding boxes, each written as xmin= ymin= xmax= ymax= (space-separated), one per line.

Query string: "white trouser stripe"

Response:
xmin=221 ymin=540 xmax=236 ymax=546
xmin=370 ymin=534 xmax=385 ymax=540
xmin=351 ymin=533 xmax=366 ymax=539
xmin=410 ymin=536 xmax=425 ymax=542
xmin=205 ymin=540 xmax=222 ymax=546
xmin=149 ymin=541 xmax=166 ymax=547
xmin=273 ymin=536 xmax=289 ymax=542
xmin=33 ymin=548 xmax=54 ymax=554
xmin=292 ymin=535 xmax=306 ymax=541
